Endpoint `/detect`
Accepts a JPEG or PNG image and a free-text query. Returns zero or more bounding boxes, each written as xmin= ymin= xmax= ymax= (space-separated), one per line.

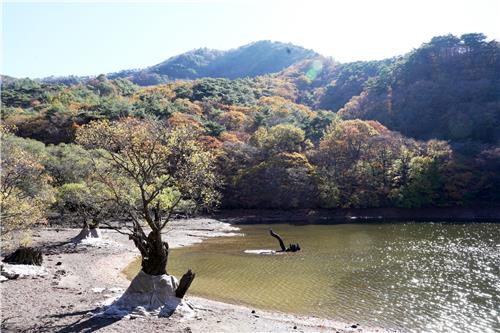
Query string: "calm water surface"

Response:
xmin=126 ymin=223 xmax=500 ymax=332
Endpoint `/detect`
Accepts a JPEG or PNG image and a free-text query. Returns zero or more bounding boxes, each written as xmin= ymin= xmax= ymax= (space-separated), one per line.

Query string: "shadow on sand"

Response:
xmin=53 ymin=312 xmax=122 ymax=333
xmin=2 ymin=309 xmax=124 ymax=333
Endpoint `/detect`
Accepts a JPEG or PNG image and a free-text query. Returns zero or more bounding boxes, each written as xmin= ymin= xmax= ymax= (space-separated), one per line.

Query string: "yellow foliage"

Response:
xmin=220 ymin=131 xmax=242 ymax=143
xmin=1 ymin=136 xmax=54 ymax=244
xmin=167 ymin=112 xmax=203 ymax=129
xmin=219 ymin=111 xmax=247 ymax=130
xmin=176 ymin=98 xmax=203 ymax=116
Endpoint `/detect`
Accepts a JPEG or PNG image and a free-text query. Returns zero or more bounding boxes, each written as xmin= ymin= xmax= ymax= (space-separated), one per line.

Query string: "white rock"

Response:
xmin=1 ymin=263 xmax=47 ymax=279
xmin=92 ymin=287 xmax=106 ymax=293
xmin=108 ymin=287 xmax=124 ymax=293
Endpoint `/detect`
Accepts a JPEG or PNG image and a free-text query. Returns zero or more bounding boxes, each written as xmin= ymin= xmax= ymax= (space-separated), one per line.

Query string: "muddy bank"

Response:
xmin=213 ymin=207 xmax=500 ymax=224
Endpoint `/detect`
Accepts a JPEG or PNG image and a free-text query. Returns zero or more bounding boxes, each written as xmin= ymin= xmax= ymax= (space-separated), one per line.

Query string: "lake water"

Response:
xmin=125 ymin=223 xmax=500 ymax=332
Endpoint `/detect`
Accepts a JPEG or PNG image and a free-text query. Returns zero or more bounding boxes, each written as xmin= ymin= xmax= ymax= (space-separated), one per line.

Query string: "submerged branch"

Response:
xmin=269 ymin=229 xmax=301 ymax=252
xmin=269 ymin=229 xmax=286 ymax=251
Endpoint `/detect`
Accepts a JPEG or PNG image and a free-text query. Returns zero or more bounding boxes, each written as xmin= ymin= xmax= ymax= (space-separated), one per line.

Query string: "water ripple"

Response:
xmin=129 ymin=222 xmax=500 ymax=333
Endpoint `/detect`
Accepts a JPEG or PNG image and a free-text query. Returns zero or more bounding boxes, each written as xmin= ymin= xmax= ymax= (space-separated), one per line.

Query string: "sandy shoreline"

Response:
xmin=1 ymin=218 xmax=390 ymax=332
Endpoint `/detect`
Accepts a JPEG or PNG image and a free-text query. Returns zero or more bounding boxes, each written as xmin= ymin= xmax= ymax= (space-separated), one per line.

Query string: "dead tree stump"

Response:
xmin=3 ymin=247 xmax=43 ymax=266
xmin=175 ymin=269 xmax=196 ymax=298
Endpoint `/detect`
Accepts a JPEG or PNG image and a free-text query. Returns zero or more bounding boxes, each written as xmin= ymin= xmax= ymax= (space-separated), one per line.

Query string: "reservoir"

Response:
xmin=126 ymin=223 xmax=499 ymax=332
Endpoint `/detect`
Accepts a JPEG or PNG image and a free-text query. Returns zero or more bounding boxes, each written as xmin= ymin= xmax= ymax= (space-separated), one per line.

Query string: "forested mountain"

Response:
xmin=29 ymin=41 xmax=317 ymax=86
xmin=271 ymin=57 xmax=395 ymax=111
xmin=2 ymin=33 xmax=499 ymax=211
xmin=338 ymin=33 xmax=500 ymax=145
xmin=105 ymin=41 xmax=318 ymax=85
xmin=153 ymin=41 xmax=317 ymax=79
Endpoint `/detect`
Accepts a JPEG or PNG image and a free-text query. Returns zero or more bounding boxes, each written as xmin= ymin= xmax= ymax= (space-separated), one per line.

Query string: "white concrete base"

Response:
xmin=99 ymin=270 xmax=194 ymax=319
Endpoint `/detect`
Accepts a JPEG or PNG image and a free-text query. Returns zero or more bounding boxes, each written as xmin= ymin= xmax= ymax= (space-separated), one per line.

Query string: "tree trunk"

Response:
xmin=129 ymin=226 xmax=195 ymax=297
xmin=132 ymin=229 xmax=169 ymax=276
xmin=73 ymin=221 xmax=101 ymax=242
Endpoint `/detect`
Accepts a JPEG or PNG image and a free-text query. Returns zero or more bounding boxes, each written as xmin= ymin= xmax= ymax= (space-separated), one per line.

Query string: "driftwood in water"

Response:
xmin=269 ymin=229 xmax=286 ymax=251
xmin=175 ymin=269 xmax=196 ymax=298
xmin=3 ymin=247 xmax=43 ymax=266
xmin=269 ymin=229 xmax=301 ymax=252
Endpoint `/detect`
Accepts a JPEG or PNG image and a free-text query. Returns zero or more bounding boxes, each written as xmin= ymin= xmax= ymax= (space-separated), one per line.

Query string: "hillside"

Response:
xmin=271 ymin=56 xmax=395 ymax=111
xmin=2 ymin=33 xmax=499 ymax=209
xmin=337 ymin=33 xmax=500 ymax=145
xmin=104 ymin=40 xmax=317 ymax=85
xmin=3 ymin=34 xmax=498 ymax=148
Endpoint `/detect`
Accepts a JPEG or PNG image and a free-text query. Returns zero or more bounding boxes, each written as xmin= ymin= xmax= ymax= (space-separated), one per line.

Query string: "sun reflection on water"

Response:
xmin=126 ymin=223 xmax=500 ymax=333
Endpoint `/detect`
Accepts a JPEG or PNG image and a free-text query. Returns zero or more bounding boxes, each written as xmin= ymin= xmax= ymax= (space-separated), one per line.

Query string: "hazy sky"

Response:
xmin=2 ymin=0 xmax=499 ymax=78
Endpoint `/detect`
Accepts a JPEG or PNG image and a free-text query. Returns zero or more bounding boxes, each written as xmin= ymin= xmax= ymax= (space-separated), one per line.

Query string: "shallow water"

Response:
xmin=125 ymin=223 xmax=500 ymax=332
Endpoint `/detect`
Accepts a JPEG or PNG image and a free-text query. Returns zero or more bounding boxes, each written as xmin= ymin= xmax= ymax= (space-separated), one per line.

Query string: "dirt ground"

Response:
xmin=1 ymin=219 xmax=390 ymax=332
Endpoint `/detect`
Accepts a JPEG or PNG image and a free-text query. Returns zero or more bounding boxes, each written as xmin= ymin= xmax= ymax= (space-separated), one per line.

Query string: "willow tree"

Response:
xmin=76 ymin=118 xmax=220 ymax=297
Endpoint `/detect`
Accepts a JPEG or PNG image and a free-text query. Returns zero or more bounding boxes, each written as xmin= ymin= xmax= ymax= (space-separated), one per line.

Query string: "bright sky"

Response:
xmin=2 ymin=0 xmax=499 ymax=78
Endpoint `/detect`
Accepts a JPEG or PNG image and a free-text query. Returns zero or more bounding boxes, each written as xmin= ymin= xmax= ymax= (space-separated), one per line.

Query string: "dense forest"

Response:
xmin=1 ymin=33 xmax=499 ymax=232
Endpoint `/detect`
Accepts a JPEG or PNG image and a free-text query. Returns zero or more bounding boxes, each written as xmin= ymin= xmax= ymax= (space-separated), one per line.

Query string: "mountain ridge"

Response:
xmin=1 ymin=40 xmax=318 ymax=86
xmin=110 ymin=40 xmax=318 ymax=84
